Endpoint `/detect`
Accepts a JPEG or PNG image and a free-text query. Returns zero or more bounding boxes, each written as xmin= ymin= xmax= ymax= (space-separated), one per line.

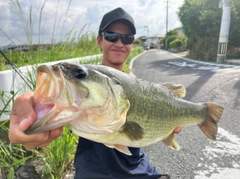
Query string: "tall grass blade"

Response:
xmin=0 ymin=50 xmax=34 ymax=90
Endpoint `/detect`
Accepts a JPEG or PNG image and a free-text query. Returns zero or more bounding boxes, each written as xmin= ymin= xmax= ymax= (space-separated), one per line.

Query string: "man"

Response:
xmin=9 ymin=7 xmax=181 ymax=179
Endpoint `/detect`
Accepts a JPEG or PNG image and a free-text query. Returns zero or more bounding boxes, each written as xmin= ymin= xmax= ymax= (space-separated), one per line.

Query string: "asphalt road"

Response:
xmin=131 ymin=49 xmax=240 ymax=179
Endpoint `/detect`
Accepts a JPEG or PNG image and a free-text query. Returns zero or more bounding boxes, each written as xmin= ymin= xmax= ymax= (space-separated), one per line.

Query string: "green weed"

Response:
xmin=0 ymin=1 xmax=144 ymax=178
xmin=0 ymin=121 xmax=39 ymax=178
xmin=41 ymin=127 xmax=78 ymax=179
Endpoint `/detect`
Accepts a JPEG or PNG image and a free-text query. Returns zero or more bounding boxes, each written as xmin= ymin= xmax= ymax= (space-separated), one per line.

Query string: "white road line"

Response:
xmin=167 ymin=61 xmax=222 ymax=72
xmin=194 ymin=127 xmax=240 ymax=179
xmin=168 ymin=61 xmax=197 ymax=67
xmin=170 ymin=52 xmax=240 ymax=68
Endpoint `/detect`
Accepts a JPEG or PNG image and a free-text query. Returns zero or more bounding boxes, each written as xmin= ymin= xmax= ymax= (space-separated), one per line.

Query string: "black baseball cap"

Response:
xmin=98 ymin=7 xmax=136 ymax=35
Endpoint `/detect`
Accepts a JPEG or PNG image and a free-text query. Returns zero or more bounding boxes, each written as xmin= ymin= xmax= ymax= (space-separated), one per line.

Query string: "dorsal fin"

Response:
xmin=160 ymin=82 xmax=186 ymax=98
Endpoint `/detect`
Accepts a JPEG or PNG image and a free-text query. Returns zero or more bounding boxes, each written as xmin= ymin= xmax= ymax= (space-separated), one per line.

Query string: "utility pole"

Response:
xmin=165 ymin=0 xmax=170 ymax=50
xmin=216 ymin=0 xmax=232 ymax=63
xmin=144 ymin=25 xmax=149 ymax=46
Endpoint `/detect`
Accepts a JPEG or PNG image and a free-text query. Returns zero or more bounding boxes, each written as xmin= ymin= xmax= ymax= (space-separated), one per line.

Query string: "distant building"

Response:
xmin=173 ymin=27 xmax=184 ymax=35
xmin=138 ymin=34 xmax=164 ymax=46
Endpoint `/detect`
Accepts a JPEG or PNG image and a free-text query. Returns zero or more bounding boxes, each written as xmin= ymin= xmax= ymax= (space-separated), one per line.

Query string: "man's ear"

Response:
xmin=97 ymin=36 xmax=102 ymax=48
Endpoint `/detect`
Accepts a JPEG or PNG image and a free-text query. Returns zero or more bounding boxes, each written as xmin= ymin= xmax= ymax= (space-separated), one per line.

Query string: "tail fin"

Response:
xmin=198 ymin=103 xmax=224 ymax=140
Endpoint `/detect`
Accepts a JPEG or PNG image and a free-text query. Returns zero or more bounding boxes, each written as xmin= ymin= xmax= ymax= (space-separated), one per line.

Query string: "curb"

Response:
xmin=129 ymin=51 xmax=146 ymax=77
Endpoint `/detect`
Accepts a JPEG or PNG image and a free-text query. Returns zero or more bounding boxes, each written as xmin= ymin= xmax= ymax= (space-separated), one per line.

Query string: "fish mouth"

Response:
xmin=25 ymin=64 xmax=86 ymax=134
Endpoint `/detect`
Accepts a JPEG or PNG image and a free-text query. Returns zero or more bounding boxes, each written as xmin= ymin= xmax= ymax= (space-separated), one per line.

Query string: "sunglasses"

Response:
xmin=101 ymin=31 xmax=134 ymax=45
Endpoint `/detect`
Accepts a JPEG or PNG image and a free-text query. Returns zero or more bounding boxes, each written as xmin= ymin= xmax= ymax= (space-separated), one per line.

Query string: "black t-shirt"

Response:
xmin=74 ymin=137 xmax=161 ymax=179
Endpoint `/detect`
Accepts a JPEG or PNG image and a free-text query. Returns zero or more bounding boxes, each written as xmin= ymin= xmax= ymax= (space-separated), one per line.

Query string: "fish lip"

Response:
xmin=32 ymin=65 xmax=65 ymax=126
xmin=35 ymin=64 xmax=62 ymax=102
xmin=27 ymin=63 xmax=89 ymax=134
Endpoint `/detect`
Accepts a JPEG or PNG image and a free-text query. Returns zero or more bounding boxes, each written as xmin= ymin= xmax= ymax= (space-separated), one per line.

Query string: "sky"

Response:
xmin=0 ymin=0 xmax=184 ymax=46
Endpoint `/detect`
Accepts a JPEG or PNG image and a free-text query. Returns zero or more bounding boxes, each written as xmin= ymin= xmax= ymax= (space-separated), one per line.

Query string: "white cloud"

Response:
xmin=0 ymin=0 xmax=184 ymax=46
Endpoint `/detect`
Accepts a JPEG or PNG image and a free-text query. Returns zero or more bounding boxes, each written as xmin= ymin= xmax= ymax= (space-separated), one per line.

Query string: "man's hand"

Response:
xmin=174 ymin=126 xmax=182 ymax=134
xmin=9 ymin=91 xmax=63 ymax=149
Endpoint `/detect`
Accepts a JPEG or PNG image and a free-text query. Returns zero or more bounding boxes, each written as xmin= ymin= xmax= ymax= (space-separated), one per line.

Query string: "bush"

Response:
xmin=0 ymin=58 xmax=6 ymax=71
xmin=134 ymin=39 xmax=142 ymax=46
xmin=169 ymin=39 xmax=182 ymax=49
xmin=178 ymin=35 xmax=188 ymax=48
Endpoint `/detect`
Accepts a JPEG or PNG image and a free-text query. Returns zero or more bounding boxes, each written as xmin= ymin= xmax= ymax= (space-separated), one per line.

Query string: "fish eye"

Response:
xmin=74 ymin=68 xmax=87 ymax=79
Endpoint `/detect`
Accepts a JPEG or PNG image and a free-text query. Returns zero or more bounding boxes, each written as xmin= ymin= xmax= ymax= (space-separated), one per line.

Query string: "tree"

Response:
xmin=160 ymin=30 xmax=179 ymax=48
xmin=134 ymin=39 xmax=142 ymax=46
xmin=178 ymin=0 xmax=240 ymax=61
xmin=178 ymin=0 xmax=221 ymax=61
xmin=229 ymin=0 xmax=240 ymax=46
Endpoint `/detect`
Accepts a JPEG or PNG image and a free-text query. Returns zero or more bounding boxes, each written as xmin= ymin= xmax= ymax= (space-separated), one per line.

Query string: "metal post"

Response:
xmin=144 ymin=25 xmax=149 ymax=46
xmin=165 ymin=0 xmax=169 ymax=50
xmin=216 ymin=0 xmax=232 ymax=63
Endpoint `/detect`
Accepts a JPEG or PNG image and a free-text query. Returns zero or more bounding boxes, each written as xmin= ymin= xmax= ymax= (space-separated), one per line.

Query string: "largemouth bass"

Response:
xmin=25 ymin=62 xmax=224 ymax=155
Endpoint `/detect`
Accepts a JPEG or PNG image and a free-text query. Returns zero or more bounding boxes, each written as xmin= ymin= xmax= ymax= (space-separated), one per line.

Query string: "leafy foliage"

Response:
xmin=178 ymin=0 xmax=221 ymax=61
xmin=0 ymin=59 xmax=5 ymax=71
xmin=0 ymin=91 xmax=18 ymax=117
xmin=169 ymin=39 xmax=182 ymax=49
xmin=0 ymin=47 xmax=143 ymax=179
xmin=0 ymin=1 xmax=145 ymax=178
xmin=0 ymin=121 xmax=38 ymax=178
xmin=2 ymin=33 xmax=101 ymax=71
xmin=41 ymin=126 xmax=78 ymax=178
xmin=133 ymin=39 xmax=142 ymax=46
xmin=161 ymin=30 xmax=187 ymax=51
xmin=229 ymin=0 xmax=240 ymax=46
xmin=160 ymin=30 xmax=178 ymax=48
xmin=178 ymin=0 xmax=240 ymax=61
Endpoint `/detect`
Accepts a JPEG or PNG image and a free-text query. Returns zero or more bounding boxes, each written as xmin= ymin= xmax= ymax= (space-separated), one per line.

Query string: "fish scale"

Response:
xmin=25 ymin=62 xmax=224 ymax=156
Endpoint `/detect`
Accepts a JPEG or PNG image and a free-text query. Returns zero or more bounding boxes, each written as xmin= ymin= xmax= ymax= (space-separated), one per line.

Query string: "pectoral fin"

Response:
xmin=104 ymin=143 xmax=132 ymax=155
xmin=119 ymin=121 xmax=144 ymax=141
xmin=160 ymin=82 xmax=186 ymax=98
xmin=162 ymin=132 xmax=180 ymax=150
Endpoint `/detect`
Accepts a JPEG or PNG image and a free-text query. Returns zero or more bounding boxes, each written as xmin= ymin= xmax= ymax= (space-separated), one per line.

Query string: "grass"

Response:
xmin=0 ymin=0 xmax=101 ymax=71
xmin=39 ymin=127 xmax=78 ymax=178
xmin=0 ymin=91 xmax=18 ymax=117
xmin=0 ymin=1 xmax=144 ymax=178
xmin=0 ymin=120 xmax=77 ymax=179
xmin=0 ymin=47 xmax=143 ymax=179
xmin=1 ymin=33 xmax=102 ymax=71
xmin=0 ymin=121 xmax=39 ymax=179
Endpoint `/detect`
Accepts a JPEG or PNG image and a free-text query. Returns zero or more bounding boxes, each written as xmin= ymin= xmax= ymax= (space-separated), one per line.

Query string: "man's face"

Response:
xmin=97 ymin=22 xmax=133 ymax=70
